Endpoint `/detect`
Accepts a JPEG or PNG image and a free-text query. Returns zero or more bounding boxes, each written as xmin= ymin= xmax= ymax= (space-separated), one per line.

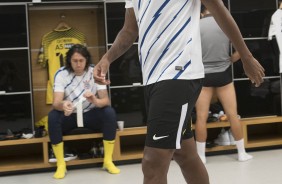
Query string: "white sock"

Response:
xmin=235 ymin=139 xmax=253 ymax=161
xmin=196 ymin=141 xmax=206 ymax=164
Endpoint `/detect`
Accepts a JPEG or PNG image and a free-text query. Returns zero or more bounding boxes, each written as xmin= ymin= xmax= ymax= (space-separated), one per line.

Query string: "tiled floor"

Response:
xmin=1 ymin=149 xmax=282 ymax=184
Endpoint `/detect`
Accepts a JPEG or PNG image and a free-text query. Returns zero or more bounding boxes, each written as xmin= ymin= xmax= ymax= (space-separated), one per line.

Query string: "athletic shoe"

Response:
xmin=88 ymin=141 xmax=104 ymax=158
xmin=206 ymin=141 xmax=217 ymax=148
xmin=214 ymin=128 xmax=231 ymax=146
xmin=48 ymin=147 xmax=78 ymax=163
xmin=48 ymin=148 xmax=57 ymax=163
xmin=98 ymin=142 xmax=104 ymax=158
xmin=64 ymin=152 xmax=78 ymax=162
xmin=89 ymin=142 xmax=99 ymax=158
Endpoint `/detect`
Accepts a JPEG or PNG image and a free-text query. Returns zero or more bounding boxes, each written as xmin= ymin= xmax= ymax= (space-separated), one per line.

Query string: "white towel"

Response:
xmin=76 ymin=97 xmax=86 ymax=127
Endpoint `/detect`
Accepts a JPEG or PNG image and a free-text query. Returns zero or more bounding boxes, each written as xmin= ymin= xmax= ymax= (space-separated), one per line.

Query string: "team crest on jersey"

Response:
xmin=83 ymin=80 xmax=91 ymax=90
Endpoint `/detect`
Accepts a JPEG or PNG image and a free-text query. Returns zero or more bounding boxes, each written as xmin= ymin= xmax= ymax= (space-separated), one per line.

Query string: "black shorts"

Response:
xmin=144 ymin=79 xmax=202 ymax=149
xmin=203 ymin=66 xmax=232 ymax=87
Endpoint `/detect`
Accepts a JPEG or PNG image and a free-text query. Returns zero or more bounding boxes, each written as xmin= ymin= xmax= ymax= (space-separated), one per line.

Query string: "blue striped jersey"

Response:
xmin=53 ymin=65 xmax=106 ymax=113
xmin=125 ymin=0 xmax=204 ymax=85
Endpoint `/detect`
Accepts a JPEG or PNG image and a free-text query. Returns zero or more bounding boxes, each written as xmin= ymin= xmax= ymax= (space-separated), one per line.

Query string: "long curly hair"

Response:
xmin=65 ymin=44 xmax=92 ymax=73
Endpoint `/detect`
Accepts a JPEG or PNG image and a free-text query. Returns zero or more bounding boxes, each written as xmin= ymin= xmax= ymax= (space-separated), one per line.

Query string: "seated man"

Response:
xmin=48 ymin=44 xmax=120 ymax=179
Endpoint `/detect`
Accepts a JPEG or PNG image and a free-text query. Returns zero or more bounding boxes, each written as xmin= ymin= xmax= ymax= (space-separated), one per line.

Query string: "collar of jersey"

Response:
xmin=54 ymin=27 xmax=72 ymax=32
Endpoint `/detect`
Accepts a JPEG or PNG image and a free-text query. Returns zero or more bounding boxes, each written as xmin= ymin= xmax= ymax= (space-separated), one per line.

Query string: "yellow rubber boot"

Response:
xmin=102 ymin=140 xmax=120 ymax=174
xmin=52 ymin=142 xmax=67 ymax=179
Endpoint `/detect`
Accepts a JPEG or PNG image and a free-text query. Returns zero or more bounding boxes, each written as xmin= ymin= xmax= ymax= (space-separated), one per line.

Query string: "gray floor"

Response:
xmin=1 ymin=149 xmax=282 ymax=184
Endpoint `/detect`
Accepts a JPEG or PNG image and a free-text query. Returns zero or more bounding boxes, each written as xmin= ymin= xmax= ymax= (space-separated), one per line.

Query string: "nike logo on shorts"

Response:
xmin=153 ymin=134 xmax=169 ymax=140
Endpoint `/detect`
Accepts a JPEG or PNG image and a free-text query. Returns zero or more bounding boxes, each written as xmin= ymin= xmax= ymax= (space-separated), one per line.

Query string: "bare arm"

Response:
xmin=201 ymin=0 xmax=265 ymax=86
xmin=83 ymin=89 xmax=110 ymax=108
xmin=231 ymin=51 xmax=240 ymax=63
xmin=94 ymin=8 xmax=138 ymax=85
xmin=53 ymin=89 xmax=111 ymax=116
xmin=53 ymin=92 xmax=73 ymax=116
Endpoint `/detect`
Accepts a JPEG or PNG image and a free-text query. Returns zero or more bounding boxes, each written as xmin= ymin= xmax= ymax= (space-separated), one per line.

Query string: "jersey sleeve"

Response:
xmin=37 ymin=32 xmax=52 ymax=68
xmin=37 ymin=46 xmax=46 ymax=67
xmin=53 ymin=71 xmax=65 ymax=92
xmin=268 ymin=15 xmax=276 ymax=40
xmin=125 ymin=0 xmax=133 ymax=8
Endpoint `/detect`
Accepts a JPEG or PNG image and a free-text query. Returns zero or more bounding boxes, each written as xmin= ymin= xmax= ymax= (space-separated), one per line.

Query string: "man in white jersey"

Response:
xmin=48 ymin=44 xmax=120 ymax=179
xmin=268 ymin=1 xmax=282 ymax=73
xmin=94 ymin=0 xmax=265 ymax=183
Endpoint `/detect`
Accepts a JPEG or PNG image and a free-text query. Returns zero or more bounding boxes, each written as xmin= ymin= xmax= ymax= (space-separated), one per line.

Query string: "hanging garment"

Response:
xmin=38 ymin=27 xmax=86 ymax=104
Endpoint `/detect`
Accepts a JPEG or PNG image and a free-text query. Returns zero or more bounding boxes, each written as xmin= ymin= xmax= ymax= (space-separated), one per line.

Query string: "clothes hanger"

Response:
xmin=54 ymin=13 xmax=71 ymax=31
xmin=55 ymin=21 xmax=71 ymax=31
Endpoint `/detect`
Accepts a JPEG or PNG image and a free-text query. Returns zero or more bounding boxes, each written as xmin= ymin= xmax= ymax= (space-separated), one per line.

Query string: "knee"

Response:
xmin=142 ymin=154 xmax=154 ymax=175
xmin=173 ymin=148 xmax=198 ymax=165
xmin=142 ymin=151 xmax=171 ymax=181
xmin=48 ymin=110 xmax=62 ymax=128
xmin=103 ymin=106 xmax=116 ymax=117
xmin=103 ymin=106 xmax=117 ymax=124
xmin=142 ymin=148 xmax=172 ymax=171
xmin=225 ymin=112 xmax=238 ymax=119
xmin=48 ymin=109 xmax=61 ymax=120
xmin=196 ymin=111 xmax=209 ymax=121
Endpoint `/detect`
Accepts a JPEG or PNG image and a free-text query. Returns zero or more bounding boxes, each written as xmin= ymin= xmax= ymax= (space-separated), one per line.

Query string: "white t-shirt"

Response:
xmin=53 ymin=65 xmax=106 ymax=112
xmin=268 ymin=9 xmax=282 ymax=73
xmin=125 ymin=0 xmax=204 ymax=85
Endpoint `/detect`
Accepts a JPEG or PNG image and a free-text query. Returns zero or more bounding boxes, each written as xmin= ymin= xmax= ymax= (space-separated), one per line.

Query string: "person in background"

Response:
xmin=93 ymin=0 xmax=264 ymax=183
xmin=48 ymin=44 xmax=120 ymax=179
xmin=195 ymin=5 xmax=253 ymax=164
xmin=268 ymin=1 xmax=282 ymax=73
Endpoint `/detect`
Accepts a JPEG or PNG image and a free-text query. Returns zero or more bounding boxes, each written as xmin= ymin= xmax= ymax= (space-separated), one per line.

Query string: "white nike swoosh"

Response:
xmin=153 ymin=134 xmax=169 ymax=140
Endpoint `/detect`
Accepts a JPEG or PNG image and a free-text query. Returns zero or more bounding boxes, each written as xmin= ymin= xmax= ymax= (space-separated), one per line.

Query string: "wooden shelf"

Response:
xmin=0 ymin=0 xmax=281 ymax=176
xmin=0 ymin=155 xmax=45 ymax=172
xmin=118 ymin=147 xmax=144 ymax=160
xmin=192 ymin=116 xmax=282 ymax=129
xmin=65 ymin=158 xmax=104 ymax=166
xmin=192 ymin=121 xmax=231 ymax=129
xmin=1 ymin=116 xmax=282 ymax=173
xmin=0 ymin=137 xmax=47 ymax=146
xmin=62 ymin=133 xmax=103 ymax=141
xmin=246 ymin=134 xmax=282 ymax=148
xmin=241 ymin=116 xmax=282 ymax=125
xmin=206 ymin=145 xmax=236 ymax=152
xmin=117 ymin=127 xmax=147 ymax=136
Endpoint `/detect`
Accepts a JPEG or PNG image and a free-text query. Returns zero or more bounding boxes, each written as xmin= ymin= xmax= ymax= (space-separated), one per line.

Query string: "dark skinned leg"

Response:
xmin=173 ymin=138 xmax=209 ymax=184
xmin=142 ymin=146 xmax=174 ymax=184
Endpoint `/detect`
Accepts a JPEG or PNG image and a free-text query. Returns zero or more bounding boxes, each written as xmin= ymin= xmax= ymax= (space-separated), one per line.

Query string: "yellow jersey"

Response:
xmin=38 ymin=27 xmax=86 ymax=104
